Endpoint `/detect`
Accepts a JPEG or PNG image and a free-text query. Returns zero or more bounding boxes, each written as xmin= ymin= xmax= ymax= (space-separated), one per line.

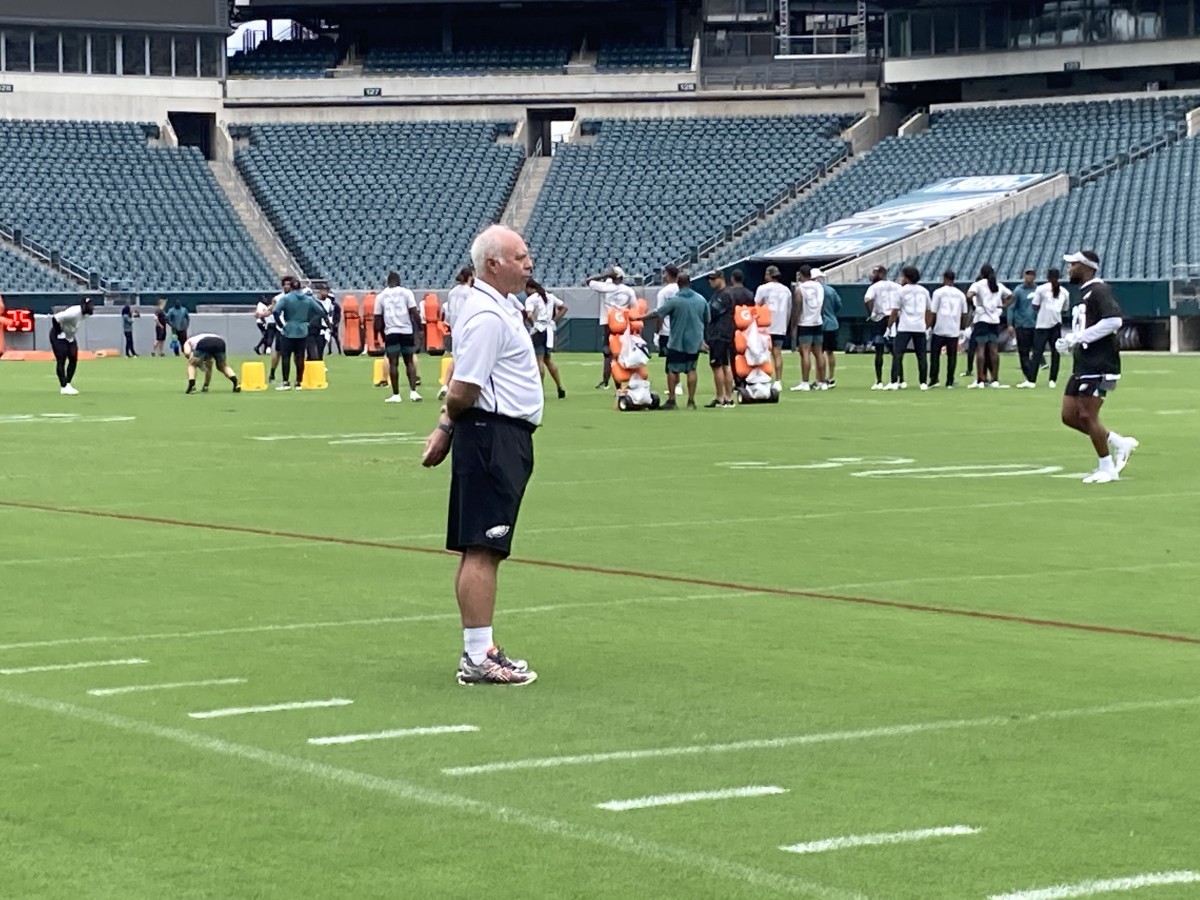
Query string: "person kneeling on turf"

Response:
xmin=183 ymin=334 xmax=241 ymax=394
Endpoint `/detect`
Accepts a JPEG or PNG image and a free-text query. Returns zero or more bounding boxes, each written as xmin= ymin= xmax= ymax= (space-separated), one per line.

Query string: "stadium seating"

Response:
xmin=234 ymin=121 xmax=524 ymax=288
xmin=0 ymin=241 xmax=78 ymax=293
xmin=525 ymin=114 xmax=851 ymax=285
xmin=0 ymin=119 xmax=275 ymax=292
xmin=228 ymin=39 xmax=340 ymax=78
xmin=713 ymin=96 xmax=1198 ymax=272
xmin=910 ymin=134 xmax=1200 ymax=281
xmin=363 ymin=44 xmax=570 ymax=75
xmin=595 ymin=42 xmax=691 ymax=72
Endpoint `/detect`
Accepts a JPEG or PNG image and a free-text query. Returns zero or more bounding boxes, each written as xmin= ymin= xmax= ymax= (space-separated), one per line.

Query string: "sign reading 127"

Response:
xmin=2 ymin=309 xmax=34 ymax=332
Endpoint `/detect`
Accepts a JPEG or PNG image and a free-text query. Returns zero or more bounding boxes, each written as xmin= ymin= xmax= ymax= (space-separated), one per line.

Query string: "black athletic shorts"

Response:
xmin=868 ymin=319 xmax=889 ymax=347
xmin=194 ymin=336 xmax=227 ymax=368
xmin=384 ymin=333 xmax=417 ymax=357
xmin=283 ymin=335 xmax=307 ymax=355
xmin=1065 ymin=374 xmax=1119 ymax=399
xmin=447 ymin=410 xmax=536 ymax=558
xmin=707 ymin=339 xmax=732 ymax=368
xmin=531 ymin=330 xmax=548 ymax=357
xmin=771 ymin=334 xmax=788 ymax=349
xmin=155 ymin=326 xmax=167 ymax=341
xmin=822 ymin=329 xmax=838 ymax=353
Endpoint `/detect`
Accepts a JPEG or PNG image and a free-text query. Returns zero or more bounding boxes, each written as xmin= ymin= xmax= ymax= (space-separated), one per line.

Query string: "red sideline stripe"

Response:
xmin=3 ymin=498 xmax=1198 ymax=647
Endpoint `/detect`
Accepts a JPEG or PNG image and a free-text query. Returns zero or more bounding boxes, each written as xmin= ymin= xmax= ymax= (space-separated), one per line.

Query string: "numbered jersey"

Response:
xmin=1070 ymin=279 xmax=1121 ymax=377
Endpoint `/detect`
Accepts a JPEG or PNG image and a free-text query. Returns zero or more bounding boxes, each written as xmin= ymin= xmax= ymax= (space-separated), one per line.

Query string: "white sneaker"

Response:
xmin=919 ymin=383 xmax=929 ymax=391
xmin=884 ymin=382 xmax=899 ymax=391
xmin=816 ymin=381 xmax=829 ymax=391
xmin=385 ymin=394 xmax=403 ymax=403
xmin=926 ymin=382 xmax=939 ymax=389
xmin=899 ymin=381 xmax=908 ymax=390
xmin=437 ymin=384 xmax=448 ymax=400
xmin=990 ymin=381 xmax=1010 ymax=389
xmin=60 ymin=384 xmax=79 ymax=395
xmin=967 ymin=381 xmax=984 ymax=389
xmin=409 ymin=390 xmax=423 ymax=402
xmin=1111 ymin=437 xmax=1139 ymax=473
xmin=871 ymin=382 xmax=884 ymax=391
xmin=1016 ymin=381 xmax=1036 ymax=389
xmin=790 ymin=382 xmax=810 ymax=392
xmin=276 ymin=384 xmax=291 ymax=391
xmin=1082 ymin=469 xmax=1119 ymax=484
xmin=771 ymin=380 xmax=782 ymax=393
xmin=1048 ymin=380 xmax=1057 ymax=388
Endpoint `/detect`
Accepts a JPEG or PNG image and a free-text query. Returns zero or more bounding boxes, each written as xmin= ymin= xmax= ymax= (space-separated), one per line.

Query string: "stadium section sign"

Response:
xmin=760 ymin=175 xmax=1047 ymax=260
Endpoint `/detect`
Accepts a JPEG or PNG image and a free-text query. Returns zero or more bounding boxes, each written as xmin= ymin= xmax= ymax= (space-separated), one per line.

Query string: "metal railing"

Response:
xmin=701 ymin=56 xmax=880 ymax=91
xmin=0 ymin=221 xmax=110 ymax=291
xmin=212 ymin=160 xmax=304 ymax=278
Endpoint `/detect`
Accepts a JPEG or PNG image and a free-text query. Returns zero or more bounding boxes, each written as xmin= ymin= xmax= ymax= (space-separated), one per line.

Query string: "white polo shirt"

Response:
xmin=1033 ymin=282 xmax=1070 ymax=329
xmin=589 ymin=278 xmax=636 ymax=325
xmin=930 ymin=285 xmax=968 ymax=337
xmin=445 ymin=283 xmax=472 ymax=332
xmin=377 ymin=286 xmax=418 ymax=335
xmin=896 ymin=283 xmax=931 ymax=332
xmin=968 ymin=280 xmax=1012 ymax=325
xmin=795 ymin=281 xmax=824 ymax=327
xmin=452 ymin=278 xmax=544 ymax=427
xmin=655 ymin=282 xmax=679 ymax=338
xmin=755 ymin=281 xmax=791 ymax=336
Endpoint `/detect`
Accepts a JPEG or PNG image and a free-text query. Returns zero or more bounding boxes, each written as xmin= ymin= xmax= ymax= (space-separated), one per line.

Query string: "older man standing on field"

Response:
xmin=422 ymin=225 xmax=542 ymax=686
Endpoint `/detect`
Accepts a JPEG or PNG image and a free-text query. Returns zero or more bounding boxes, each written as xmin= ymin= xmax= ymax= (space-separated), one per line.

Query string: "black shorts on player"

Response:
xmin=707 ymin=339 xmax=732 ymax=368
xmin=446 ymin=411 xmax=535 ymax=559
xmin=384 ymin=333 xmax=417 ymax=358
xmin=822 ymin=330 xmax=838 ymax=353
xmin=1065 ymin=374 xmax=1119 ymax=399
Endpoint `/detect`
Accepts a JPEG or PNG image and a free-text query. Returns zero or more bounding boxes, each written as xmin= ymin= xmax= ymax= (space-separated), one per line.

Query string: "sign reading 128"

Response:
xmin=1 ymin=309 xmax=34 ymax=332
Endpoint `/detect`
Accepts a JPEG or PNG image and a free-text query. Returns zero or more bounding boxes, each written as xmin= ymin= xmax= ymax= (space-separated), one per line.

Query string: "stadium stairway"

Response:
xmin=501 ymin=156 xmax=553 ymax=233
xmin=0 ymin=234 xmax=81 ymax=292
xmin=207 ymin=159 xmax=304 ymax=282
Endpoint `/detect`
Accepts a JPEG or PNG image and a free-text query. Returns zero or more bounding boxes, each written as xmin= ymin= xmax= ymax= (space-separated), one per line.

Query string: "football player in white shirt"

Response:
xmin=755 ymin=264 xmax=791 ymax=393
xmin=788 ymin=264 xmax=827 ymax=391
xmin=656 ymin=265 xmax=683 ymax=396
xmin=888 ymin=266 xmax=931 ymax=390
xmin=864 ymin=266 xmax=901 ymax=389
xmin=523 ymin=277 xmax=567 ymax=399
xmin=49 ymin=296 xmax=95 ymax=394
xmin=374 ymin=271 xmax=423 ymax=403
xmin=966 ymin=264 xmax=1013 ymax=388
xmin=1030 ymin=267 xmax=1070 ymax=387
xmin=586 ymin=264 xmax=636 ymax=389
xmin=928 ymin=270 xmax=969 ymax=388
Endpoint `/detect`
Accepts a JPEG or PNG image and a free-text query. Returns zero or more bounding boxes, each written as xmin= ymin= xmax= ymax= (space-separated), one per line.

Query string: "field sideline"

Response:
xmin=1 ymin=351 xmax=1198 ymax=900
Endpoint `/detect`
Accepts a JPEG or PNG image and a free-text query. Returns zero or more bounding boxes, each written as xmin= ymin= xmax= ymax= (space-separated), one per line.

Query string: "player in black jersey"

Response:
xmin=1057 ymin=250 xmax=1138 ymax=484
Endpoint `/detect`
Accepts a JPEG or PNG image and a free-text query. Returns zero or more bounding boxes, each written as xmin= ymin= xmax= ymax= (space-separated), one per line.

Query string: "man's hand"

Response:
xmin=1055 ymin=333 xmax=1079 ymax=354
xmin=421 ymin=427 xmax=451 ymax=468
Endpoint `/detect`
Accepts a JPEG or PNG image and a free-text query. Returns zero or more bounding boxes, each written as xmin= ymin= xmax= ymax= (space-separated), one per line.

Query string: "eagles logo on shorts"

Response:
xmin=1065 ymin=374 xmax=1119 ymax=398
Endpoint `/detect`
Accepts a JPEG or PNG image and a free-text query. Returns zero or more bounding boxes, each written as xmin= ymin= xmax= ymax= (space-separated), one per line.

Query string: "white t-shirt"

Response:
xmin=589 ymin=278 xmax=636 ymax=325
xmin=545 ymin=293 xmax=565 ymax=350
xmin=255 ymin=300 xmax=272 ymax=325
xmin=377 ymin=286 xmax=418 ymax=335
xmin=795 ymin=281 xmax=824 ymax=328
xmin=445 ymin=283 xmax=472 ymax=332
xmin=1033 ymin=282 xmax=1070 ymax=329
xmin=655 ymin=282 xmax=679 ymax=338
xmin=930 ymin=285 xmax=968 ymax=337
xmin=865 ymin=280 xmax=900 ymax=322
xmin=524 ymin=291 xmax=557 ymax=334
xmin=452 ymin=279 xmax=544 ymax=426
xmin=968 ymin=280 xmax=1012 ymax=325
xmin=52 ymin=306 xmax=85 ymax=341
xmin=755 ymin=281 xmax=791 ymax=336
xmin=896 ymin=283 xmax=931 ymax=333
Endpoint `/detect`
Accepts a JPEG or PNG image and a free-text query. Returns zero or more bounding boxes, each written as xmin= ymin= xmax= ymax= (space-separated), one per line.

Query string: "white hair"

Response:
xmin=470 ymin=224 xmax=517 ymax=275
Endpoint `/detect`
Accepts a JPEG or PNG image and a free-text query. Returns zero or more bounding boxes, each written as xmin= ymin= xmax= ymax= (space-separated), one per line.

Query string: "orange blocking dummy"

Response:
xmin=733 ymin=304 xmax=780 ymax=403
xmin=422 ymin=294 xmax=445 ymax=356
xmin=607 ymin=304 xmax=660 ymax=410
xmin=341 ymin=295 xmax=362 ymax=356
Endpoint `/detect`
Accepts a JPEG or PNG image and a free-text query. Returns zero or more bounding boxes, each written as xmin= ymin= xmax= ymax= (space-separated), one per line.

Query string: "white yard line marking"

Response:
xmin=308 ymin=725 xmax=478 ymax=745
xmin=250 ymin=432 xmax=414 ymax=442
xmin=1 ymin=658 xmax=147 ymax=676
xmin=0 ymin=592 xmax=723 ymax=653
xmin=598 ymin=786 xmax=787 ymax=812
xmin=0 ymin=542 xmax=296 ymax=569
xmin=989 ymin=871 xmax=1200 ymax=899
xmin=781 ymin=826 xmax=980 ymax=855
xmin=441 ymin=696 xmax=1200 ymax=776
xmin=189 ymin=699 xmax=352 ymax=719
xmin=88 ymin=678 xmax=247 ymax=697
xmin=0 ymin=687 xmax=859 ymax=900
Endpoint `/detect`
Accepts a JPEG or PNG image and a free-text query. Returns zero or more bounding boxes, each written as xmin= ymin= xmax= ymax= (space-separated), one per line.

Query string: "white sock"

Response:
xmin=464 ymin=627 xmax=493 ymax=664
xmin=1098 ymin=455 xmax=1116 ymax=473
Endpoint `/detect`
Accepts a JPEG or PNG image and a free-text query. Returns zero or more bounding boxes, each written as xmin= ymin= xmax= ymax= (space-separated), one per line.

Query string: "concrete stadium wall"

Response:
xmin=0 ymin=73 xmax=223 ymax=121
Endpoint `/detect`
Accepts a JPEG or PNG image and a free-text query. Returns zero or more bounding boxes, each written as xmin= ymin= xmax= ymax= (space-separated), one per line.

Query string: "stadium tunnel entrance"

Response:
xmin=169 ymin=111 xmax=217 ymax=160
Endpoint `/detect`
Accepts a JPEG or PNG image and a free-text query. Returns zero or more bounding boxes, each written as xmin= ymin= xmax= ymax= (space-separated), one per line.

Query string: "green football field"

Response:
xmin=2 ymin=351 xmax=1198 ymax=900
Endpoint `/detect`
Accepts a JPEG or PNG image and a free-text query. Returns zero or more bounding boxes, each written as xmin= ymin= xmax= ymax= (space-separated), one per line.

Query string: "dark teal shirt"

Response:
xmin=276 ymin=291 xmax=326 ymax=339
xmin=821 ymin=284 xmax=842 ymax=331
xmin=1008 ymin=285 xmax=1038 ymax=329
xmin=656 ymin=288 xmax=710 ymax=354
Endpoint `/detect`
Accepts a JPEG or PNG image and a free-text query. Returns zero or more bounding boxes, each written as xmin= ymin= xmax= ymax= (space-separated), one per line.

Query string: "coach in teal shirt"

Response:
xmin=1009 ymin=269 xmax=1039 ymax=384
xmin=276 ymin=289 xmax=325 ymax=339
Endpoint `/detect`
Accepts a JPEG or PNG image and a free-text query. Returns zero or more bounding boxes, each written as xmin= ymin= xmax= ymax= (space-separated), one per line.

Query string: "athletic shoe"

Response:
xmin=1111 ymin=436 xmax=1139 ymax=473
xmin=488 ymin=645 xmax=529 ymax=673
xmin=871 ymin=382 xmax=884 ymax=391
xmin=201 ymin=386 xmax=209 ymax=393
xmin=686 ymin=400 xmax=697 ymax=410
xmin=1082 ymin=469 xmax=1119 ymax=484
xmin=826 ymin=380 xmax=836 ymax=389
xmin=919 ymin=383 xmax=929 ymax=391
xmin=884 ymin=382 xmax=899 ymax=391
xmin=595 ymin=381 xmax=609 ymax=390
xmin=946 ymin=382 xmax=955 ymax=389
xmin=899 ymin=381 xmax=908 ymax=390
xmin=1016 ymin=381 xmax=1036 ymax=389
xmin=661 ymin=399 xmax=678 ymax=410
xmin=990 ymin=381 xmax=1010 ymax=389
xmin=557 ymin=387 xmax=566 ymax=399
xmin=409 ymin=390 xmax=423 ymax=402
xmin=720 ymin=399 xmax=736 ymax=408
xmin=232 ymin=384 xmax=241 ymax=393
xmin=790 ymin=382 xmax=810 ymax=392
xmin=276 ymin=383 xmax=291 ymax=391
xmin=926 ymin=382 xmax=939 ymax=389
xmin=967 ymin=381 xmax=984 ymax=389
xmin=436 ymin=385 xmax=448 ymax=400
xmin=60 ymin=384 xmax=78 ymax=396
xmin=384 ymin=394 xmax=403 ymax=403
xmin=295 ymin=385 xmax=303 ymax=391
xmin=704 ymin=399 xmax=721 ymax=408
xmin=772 ymin=380 xmax=782 ymax=393
xmin=185 ymin=385 xmax=196 ymax=395
xmin=816 ymin=381 xmax=830 ymax=391
xmin=456 ymin=650 xmax=537 ymax=686
xmin=1048 ymin=380 xmax=1057 ymax=388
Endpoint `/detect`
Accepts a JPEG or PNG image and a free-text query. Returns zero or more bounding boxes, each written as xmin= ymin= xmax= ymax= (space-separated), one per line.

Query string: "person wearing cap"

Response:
xmin=966 ymin=264 xmax=1013 ymax=388
xmin=864 ymin=265 xmax=900 ymax=389
xmin=705 ymin=270 xmax=737 ymax=407
xmin=1010 ymin=269 xmax=1040 ymax=388
xmin=814 ymin=268 xmax=842 ymax=388
xmin=1030 ymin=267 xmax=1070 ymax=388
xmin=586 ymin=264 xmax=636 ymax=390
xmin=637 ymin=272 xmax=709 ymax=410
xmin=49 ymin=296 xmax=95 ymax=395
xmin=928 ymin=270 xmax=969 ymax=388
xmin=1057 ymin=250 xmax=1138 ymax=484
xmin=755 ymin=264 xmax=791 ymax=393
